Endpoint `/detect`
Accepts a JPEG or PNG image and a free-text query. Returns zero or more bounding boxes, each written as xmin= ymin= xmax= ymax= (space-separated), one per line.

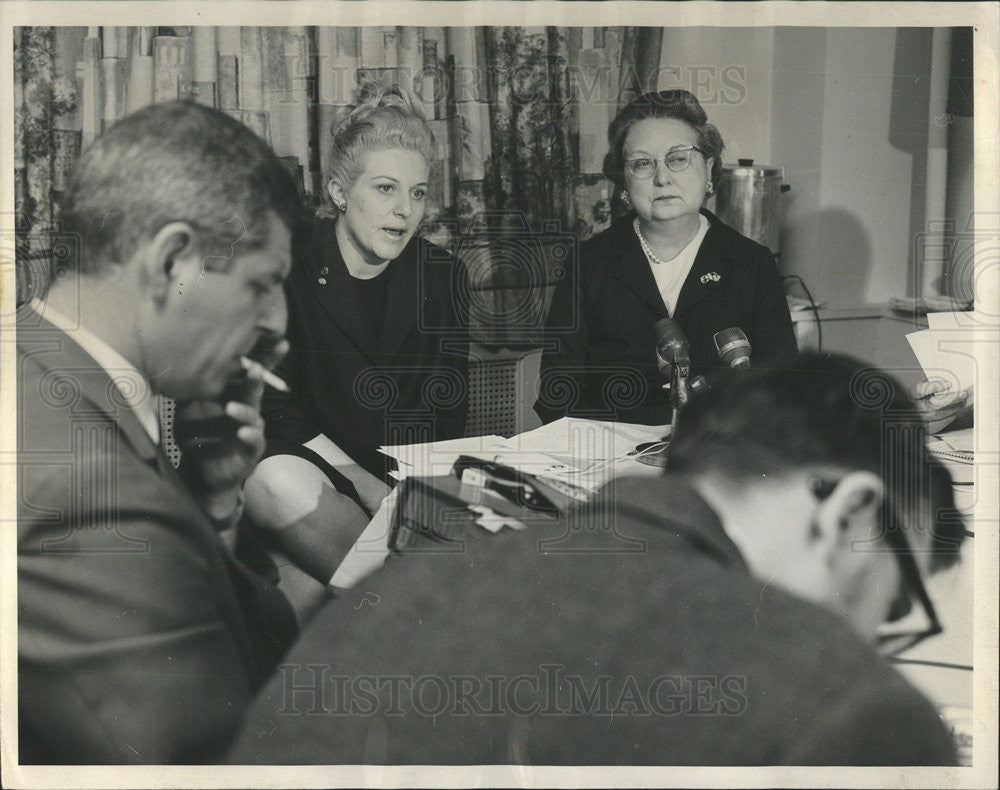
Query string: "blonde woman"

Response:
xmin=246 ymin=85 xmax=469 ymax=586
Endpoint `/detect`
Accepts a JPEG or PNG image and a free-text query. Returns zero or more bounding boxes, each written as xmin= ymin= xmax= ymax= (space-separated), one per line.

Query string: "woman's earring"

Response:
xmin=705 ymin=181 xmax=713 ymax=194
xmin=620 ymin=190 xmax=631 ymax=208
xmin=336 ymin=200 xmax=348 ymax=214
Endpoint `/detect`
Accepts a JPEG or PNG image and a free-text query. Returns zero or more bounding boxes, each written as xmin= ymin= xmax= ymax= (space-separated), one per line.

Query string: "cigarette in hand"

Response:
xmin=240 ymin=356 xmax=290 ymax=393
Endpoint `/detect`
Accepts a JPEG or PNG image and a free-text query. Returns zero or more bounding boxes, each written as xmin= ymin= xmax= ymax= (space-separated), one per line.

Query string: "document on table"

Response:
xmin=505 ymin=417 xmax=669 ymax=460
xmin=380 ymin=435 xmax=512 ymax=481
xmin=379 ymin=418 xmax=671 ymax=491
xmin=907 ymin=315 xmax=976 ymax=483
xmin=927 ymin=427 xmax=974 ymax=485
xmin=928 ymin=427 xmax=973 ymax=453
xmin=905 ymin=311 xmax=976 ymax=392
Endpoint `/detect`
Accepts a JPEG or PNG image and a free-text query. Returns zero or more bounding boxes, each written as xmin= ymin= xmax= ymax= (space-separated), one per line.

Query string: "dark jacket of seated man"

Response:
xmin=16 ymin=100 xmax=302 ymax=764
xmin=17 ymin=314 xmax=297 ymax=764
xmin=227 ymin=355 xmax=964 ymax=766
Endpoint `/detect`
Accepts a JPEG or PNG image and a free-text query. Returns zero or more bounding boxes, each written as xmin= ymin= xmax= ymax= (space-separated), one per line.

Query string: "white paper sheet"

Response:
xmin=378 ymin=420 xmax=671 ymax=492
xmin=905 ymin=329 xmax=976 ymax=392
xmin=929 ymin=427 xmax=974 ymax=453
xmin=328 ymin=487 xmax=399 ymax=590
xmin=503 ymin=417 xmax=669 ymax=460
xmin=379 ymin=434 xmax=510 ymax=465
xmin=925 ymin=310 xmax=975 ymax=330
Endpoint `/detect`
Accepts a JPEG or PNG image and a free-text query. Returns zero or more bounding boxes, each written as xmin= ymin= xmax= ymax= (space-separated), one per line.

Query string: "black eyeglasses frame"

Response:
xmin=808 ymin=476 xmax=942 ymax=654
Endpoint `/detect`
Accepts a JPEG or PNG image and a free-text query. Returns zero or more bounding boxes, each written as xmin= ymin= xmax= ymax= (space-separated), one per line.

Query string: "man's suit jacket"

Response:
xmin=227 ymin=475 xmax=956 ymax=765
xmin=262 ymin=217 xmax=470 ymax=481
xmin=536 ymin=210 xmax=798 ymax=424
xmin=17 ymin=312 xmax=297 ymax=764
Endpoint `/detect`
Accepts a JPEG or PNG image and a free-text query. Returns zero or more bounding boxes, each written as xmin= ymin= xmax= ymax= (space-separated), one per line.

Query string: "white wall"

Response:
xmin=769 ymin=27 xmax=828 ymax=286
xmin=656 ymin=27 xmax=937 ymax=310
xmin=657 ymin=27 xmax=775 ymax=165
xmin=773 ymin=28 xmax=935 ymax=308
xmin=820 ymin=29 xmax=929 ymax=306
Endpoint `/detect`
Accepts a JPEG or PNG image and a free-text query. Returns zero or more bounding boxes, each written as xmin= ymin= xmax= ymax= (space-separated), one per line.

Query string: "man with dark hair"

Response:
xmin=18 ymin=102 xmax=302 ymax=763
xmin=667 ymin=355 xmax=963 ymax=640
xmin=228 ymin=353 xmax=964 ymax=766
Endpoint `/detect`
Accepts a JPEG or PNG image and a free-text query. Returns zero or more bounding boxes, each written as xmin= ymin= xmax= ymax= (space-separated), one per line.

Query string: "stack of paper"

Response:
xmin=379 ymin=418 xmax=671 ymax=492
xmin=504 ymin=418 xmax=667 ymax=460
xmin=379 ymin=434 xmax=513 ymax=482
xmin=928 ymin=427 xmax=974 ymax=488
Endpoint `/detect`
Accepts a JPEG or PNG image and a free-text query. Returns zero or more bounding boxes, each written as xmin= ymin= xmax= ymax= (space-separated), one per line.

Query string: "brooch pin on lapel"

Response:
xmin=700 ymin=272 xmax=721 ymax=284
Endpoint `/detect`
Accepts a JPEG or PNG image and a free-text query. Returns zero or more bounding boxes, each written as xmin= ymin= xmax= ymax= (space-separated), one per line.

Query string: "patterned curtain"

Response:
xmin=13 ymin=26 xmax=81 ymax=305
xmin=13 ymin=25 xmax=661 ymax=345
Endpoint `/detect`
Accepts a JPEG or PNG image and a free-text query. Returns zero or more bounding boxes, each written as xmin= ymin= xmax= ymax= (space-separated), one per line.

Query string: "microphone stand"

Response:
xmin=641 ymin=342 xmax=705 ymax=469
xmin=669 ymin=347 xmax=691 ymax=412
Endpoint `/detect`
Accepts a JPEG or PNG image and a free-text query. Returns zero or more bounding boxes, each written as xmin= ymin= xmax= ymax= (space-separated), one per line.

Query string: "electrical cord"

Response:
xmin=783 ymin=274 xmax=822 ymax=352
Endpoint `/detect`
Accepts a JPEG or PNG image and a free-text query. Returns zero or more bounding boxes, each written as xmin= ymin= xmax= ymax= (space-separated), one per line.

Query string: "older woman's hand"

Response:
xmin=911 ymin=380 xmax=973 ymax=434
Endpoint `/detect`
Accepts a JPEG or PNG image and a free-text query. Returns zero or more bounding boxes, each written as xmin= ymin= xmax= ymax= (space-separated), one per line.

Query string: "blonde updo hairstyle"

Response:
xmin=327 ymin=82 xmax=435 ymax=211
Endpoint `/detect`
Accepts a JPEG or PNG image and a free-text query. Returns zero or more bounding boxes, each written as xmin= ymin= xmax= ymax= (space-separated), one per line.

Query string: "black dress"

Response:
xmin=262 ymin=217 xmax=470 ymax=495
xmin=536 ymin=209 xmax=798 ymax=425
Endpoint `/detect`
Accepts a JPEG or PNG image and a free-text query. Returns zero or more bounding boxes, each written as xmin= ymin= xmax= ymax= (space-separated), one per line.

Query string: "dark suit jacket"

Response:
xmin=227 ymin=475 xmax=956 ymax=765
xmin=17 ymin=312 xmax=297 ymax=764
xmin=536 ymin=210 xmax=798 ymax=424
xmin=263 ymin=218 xmax=470 ymax=480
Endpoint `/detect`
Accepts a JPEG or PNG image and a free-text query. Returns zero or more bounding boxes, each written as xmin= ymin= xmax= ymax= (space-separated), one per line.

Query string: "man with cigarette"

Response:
xmin=17 ymin=101 xmax=301 ymax=763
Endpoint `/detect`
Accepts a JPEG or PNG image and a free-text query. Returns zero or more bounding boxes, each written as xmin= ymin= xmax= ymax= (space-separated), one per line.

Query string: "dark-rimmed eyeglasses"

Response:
xmin=809 ymin=476 xmax=942 ymax=654
xmin=624 ymin=146 xmax=706 ymax=178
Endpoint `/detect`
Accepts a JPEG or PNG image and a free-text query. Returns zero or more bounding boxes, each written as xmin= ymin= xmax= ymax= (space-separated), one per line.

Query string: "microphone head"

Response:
xmin=654 ymin=318 xmax=689 ymax=368
xmin=714 ymin=327 xmax=752 ymax=368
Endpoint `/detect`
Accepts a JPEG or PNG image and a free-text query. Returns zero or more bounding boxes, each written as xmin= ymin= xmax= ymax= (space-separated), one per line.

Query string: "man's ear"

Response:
xmin=811 ymin=471 xmax=885 ymax=562
xmin=138 ymin=222 xmax=200 ymax=303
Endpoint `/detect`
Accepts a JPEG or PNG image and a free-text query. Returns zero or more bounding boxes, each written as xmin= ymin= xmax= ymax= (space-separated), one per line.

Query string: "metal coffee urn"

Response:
xmin=715 ymin=159 xmax=790 ymax=257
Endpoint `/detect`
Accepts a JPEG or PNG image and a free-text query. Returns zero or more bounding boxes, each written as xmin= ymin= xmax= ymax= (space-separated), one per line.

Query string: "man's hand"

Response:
xmin=176 ymin=339 xmax=289 ymax=520
xmin=911 ymin=379 xmax=973 ymax=435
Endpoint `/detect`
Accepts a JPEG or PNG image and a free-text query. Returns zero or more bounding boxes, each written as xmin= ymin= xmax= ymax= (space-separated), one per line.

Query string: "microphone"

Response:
xmin=654 ymin=317 xmax=689 ymax=373
xmin=714 ymin=327 xmax=752 ymax=368
xmin=654 ymin=317 xmax=691 ymax=411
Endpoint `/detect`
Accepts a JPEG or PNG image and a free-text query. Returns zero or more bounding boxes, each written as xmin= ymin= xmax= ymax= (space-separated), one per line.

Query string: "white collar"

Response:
xmin=31 ymin=299 xmax=160 ymax=444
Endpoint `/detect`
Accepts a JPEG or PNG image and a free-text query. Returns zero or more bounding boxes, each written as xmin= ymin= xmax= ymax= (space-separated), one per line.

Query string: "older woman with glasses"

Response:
xmin=536 ymin=90 xmax=798 ymax=425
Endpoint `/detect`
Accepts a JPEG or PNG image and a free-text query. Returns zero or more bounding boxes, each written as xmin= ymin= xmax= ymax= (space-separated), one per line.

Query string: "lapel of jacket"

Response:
xmin=20 ymin=313 xmax=276 ymax=674
xmin=298 ymin=220 xmax=381 ymax=365
xmin=376 ymin=240 xmax=422 ymax=363
xmin=18 ymin=311 xmax=161 ymax=467
xmin=673 ymin=211 xmax=733 ymax=319
xmin=611 ymin=218 xmax=670 ymax=317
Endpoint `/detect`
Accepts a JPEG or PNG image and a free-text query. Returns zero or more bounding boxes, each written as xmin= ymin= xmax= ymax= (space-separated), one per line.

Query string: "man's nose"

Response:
xmin=257 ymin=289 xmax=287 ymax=339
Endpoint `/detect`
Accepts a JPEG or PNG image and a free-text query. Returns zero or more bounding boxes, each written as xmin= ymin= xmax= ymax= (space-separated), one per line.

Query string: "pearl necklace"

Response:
xmin=634 ymin=218 xmax=672 ymax=266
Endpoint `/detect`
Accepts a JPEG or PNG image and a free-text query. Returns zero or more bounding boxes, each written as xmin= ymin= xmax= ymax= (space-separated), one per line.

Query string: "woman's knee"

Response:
xmin=245 ymin=455 xmax=355 ymax=530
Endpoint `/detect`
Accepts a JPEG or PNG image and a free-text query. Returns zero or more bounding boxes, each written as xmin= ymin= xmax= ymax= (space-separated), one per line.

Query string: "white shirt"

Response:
xmin=640 ymin=214 xmax=710 ymax=317
xmin=31 ymin=299 xmax=160 ymax=445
